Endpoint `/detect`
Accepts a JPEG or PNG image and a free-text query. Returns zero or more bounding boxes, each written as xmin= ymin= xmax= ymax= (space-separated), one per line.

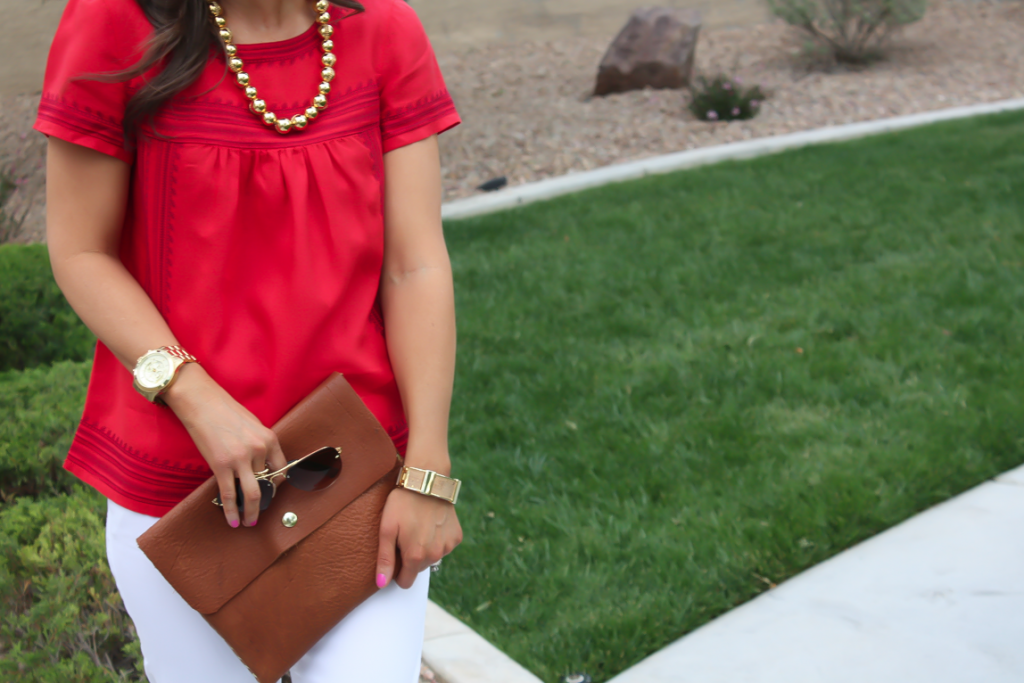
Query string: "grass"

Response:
xmin=431 ymin=109 xmax=1024 ymax=683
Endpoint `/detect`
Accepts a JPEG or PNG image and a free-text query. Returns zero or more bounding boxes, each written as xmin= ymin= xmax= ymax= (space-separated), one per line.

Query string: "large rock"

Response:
xmin=594 ymin=7 xmax=702 ymax=96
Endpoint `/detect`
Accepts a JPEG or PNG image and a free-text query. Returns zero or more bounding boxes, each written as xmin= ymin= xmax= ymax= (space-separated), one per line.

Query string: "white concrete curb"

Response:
xmin=441 ymin=97 xmax=1024 ymax=222
xmin=423 ymin=601 xmax=544 ymax=683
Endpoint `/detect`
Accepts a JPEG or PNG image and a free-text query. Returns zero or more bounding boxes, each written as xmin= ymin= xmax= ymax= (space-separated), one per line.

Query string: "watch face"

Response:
xmin=137 ymin=353 xmax=173 ymax=390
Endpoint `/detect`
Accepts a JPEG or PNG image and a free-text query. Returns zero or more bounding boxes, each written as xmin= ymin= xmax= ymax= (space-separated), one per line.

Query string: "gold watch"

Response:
xmin=396 ymin=466 xmax=461 ymax=505
xmin=132 ymin=345 xmax=198 ymax=405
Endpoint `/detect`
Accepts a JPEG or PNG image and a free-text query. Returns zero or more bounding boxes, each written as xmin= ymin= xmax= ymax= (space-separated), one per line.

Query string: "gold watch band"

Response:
xmin=161 ymin=344 xmax=198 ymax=363
xmin=396 ymin=466 xmax=461 ymax=505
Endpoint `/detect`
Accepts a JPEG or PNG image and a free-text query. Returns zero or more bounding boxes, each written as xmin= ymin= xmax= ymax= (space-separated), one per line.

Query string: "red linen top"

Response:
xmin=34 ymin=0 xmax=460 ymax=517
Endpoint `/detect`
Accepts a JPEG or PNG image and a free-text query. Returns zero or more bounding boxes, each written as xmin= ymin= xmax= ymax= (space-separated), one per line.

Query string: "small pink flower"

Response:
xmin=723 ymin=82 xmax=732 ymax=90
xmin=707 ymin=110 xmax=719 ymax=120
xmin=734 ymin=77 xmax=743 ymax=85
xmin=732 ymin=107 xmax=741 ymax=117
xmin=751 ymin=100 xmax=760 ymax=107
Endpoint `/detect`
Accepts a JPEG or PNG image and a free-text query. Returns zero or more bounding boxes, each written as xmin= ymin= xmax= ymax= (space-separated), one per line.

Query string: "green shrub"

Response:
xmin=688 ymin=74 xmax=766 ymax=122
xmin=0 ymin=244 xmax=95 ymax=373
xmin=0 ymin=490 xmax=144 ymax=681
xmin=0 ymin=361 xmax=90 ymax=501
xmin=767 ymin=0 xmax=928 ymax=64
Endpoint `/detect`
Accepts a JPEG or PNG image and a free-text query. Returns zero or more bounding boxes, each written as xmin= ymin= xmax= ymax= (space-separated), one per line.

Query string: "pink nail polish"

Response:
xmin=249 ymin=518 xmax=258 ymax=527
xmin=376 ymin=573 xmax=387 ymax=588
xmin=230 ymin=519 xmax=240 ymax=528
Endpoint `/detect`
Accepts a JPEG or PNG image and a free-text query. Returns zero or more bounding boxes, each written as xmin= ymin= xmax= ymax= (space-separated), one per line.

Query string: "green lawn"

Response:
xmin=432 ymin=110 xmax=1024 ymax=683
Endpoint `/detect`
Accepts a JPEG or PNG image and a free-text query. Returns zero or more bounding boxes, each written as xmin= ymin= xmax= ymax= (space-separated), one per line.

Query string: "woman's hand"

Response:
xmin=376 ymin=487 xmax=463 ymax=589
xmin=163 ymin=365 xmax=287 ymax=529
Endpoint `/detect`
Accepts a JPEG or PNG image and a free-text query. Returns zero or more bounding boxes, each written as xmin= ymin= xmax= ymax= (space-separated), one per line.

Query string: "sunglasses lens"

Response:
xmin=287 ymin=446 xmax=342 ymax=492
xmin=258 ymin=478 xmax=274 ymax=510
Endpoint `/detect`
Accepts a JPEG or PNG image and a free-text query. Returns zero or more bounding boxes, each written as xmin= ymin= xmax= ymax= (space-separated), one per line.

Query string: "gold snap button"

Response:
xmin=282 ymin=512 xmax=298 ymax=528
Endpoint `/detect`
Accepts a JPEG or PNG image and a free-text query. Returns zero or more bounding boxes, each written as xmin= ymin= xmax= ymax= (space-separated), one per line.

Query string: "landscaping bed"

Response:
xmin=437 ymin=0 xmax=1024 ymax=198
xmin=2 ymin=0 xmax=1023 ymax=242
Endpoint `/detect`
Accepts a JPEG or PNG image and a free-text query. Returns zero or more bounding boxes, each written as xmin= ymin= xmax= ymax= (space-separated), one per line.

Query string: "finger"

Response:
xmin=376 ymin=518 xmax=399 ymax=589
xmin=215 ymin=470 xmax=241 ymax=528
xmin=237 ymin=467 xmax=263 ymax=528
xmin=395 ymin=543 xmax=424 ymax=590
xmin=265 ymin=432 xmax=288 ymax=473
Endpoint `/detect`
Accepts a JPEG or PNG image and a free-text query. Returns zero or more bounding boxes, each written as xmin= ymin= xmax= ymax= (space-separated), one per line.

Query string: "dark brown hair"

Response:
xmin=112 ymin=0 xmax=364 ymax=139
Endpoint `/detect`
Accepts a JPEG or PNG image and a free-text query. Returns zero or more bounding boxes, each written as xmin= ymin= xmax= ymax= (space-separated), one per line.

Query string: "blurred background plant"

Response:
xmin=688 ymin=74 xmax=767 ymax=122
xmin=767 ymin=0 xmax=929 ymax=64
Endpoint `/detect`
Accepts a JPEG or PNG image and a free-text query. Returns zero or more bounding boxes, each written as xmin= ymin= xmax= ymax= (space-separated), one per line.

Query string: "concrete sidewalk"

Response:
xmin=606 ymin=464 xmax=1024 ymax=683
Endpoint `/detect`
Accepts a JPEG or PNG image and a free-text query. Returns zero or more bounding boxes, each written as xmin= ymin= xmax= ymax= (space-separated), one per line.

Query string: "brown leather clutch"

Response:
xmin=137 ymin=373 xmax=403 ymax=683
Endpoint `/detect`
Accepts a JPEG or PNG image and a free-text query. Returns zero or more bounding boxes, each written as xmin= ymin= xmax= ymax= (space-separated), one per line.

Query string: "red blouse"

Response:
xmin=34 ymin=0 xmax=460 ymax=516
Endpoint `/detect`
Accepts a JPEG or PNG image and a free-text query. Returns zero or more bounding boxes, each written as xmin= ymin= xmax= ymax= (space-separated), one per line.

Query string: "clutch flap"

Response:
xmin=137 ymin=373 xmax=400 ymax=615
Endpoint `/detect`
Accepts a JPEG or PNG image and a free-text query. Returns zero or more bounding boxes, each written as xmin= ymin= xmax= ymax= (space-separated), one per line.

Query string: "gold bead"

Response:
xmin=316 ymin=0 xmax=330 ymax=11
xmin=263 ymin=111 xmax=278 ymax=126
xmin=322 ymin=39 xmax=334 ymax=53
xmin=312 ymin=94 xmax=328 ymax=110
xmin=292 ymin=114 xmax=308 ymax=130
xmin=275 ymin=118 xmax=293 ymax=134
xmin=215 ymin=16 xmax=227 ymax=28
xmin=319 ymin=24 xmax=334 ymax=38
xmin=321 ymin=67 xmax=335 ymax=82
xmin=245 ymin=86 xmax=258 ymax=100
xmin=225 ymin=44 xmax=237 ymax=57
xmin=305 ymin=106 xmax=319 ymax=120
xmin=322 ymin=53 xmax=337 ymax=68
xmin=318 ymin=81 xmax=331 ymax=95
xmin=236 ymin=72 xmax=250 ymax=87
xmin=220 ymin=28 xmax=232 ymax=43
xmin=317 ymin=12 xmax=331 ymax=24
xmin=209 ymin=3 xmax=222 ymax=17
xmin=251 ymin=99 xmax=268 ymax=114
xmin=229 ymin=58 xmax=244 ymax=73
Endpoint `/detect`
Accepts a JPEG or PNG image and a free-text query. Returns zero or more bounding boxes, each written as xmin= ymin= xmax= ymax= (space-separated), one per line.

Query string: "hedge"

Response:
xmin=0 ymin=245 xmax=144 ymax=681
xmin=0 ymin=490 xmax=143 ymax=682
xmin=0 ymin=244 xmax=95 ymax=373
xmin=0 ymin=361 xmax=90 ymax=501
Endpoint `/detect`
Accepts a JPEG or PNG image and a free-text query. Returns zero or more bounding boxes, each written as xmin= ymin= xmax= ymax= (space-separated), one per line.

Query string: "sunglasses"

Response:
xmin=214 ymin=446 xmax=342 ymax=513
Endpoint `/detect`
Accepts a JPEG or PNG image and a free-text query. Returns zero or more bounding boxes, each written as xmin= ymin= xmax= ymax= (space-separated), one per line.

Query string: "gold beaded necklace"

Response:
xmin=208 ymin=0 xmax=337 ymax=135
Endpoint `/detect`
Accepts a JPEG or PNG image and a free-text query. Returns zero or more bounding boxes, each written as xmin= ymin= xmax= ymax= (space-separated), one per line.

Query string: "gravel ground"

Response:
xmin=437 ymin=0 xmax=1024 ymax=200
xmin=3 ymin=0 xmax=1022 ymax=242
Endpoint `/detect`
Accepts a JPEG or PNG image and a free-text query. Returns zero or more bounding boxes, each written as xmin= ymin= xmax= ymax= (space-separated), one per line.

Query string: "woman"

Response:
xmin=35 ymin=0 xmax=463 ymax=680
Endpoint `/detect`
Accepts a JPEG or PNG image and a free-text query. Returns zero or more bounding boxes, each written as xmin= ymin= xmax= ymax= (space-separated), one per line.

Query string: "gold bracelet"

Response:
xmin=395 ymin=466 xmax=461 ymax=505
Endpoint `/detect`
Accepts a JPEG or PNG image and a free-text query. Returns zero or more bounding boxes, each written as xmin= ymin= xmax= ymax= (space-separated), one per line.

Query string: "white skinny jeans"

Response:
xmin=106 ymin=500 xmax=430 ymax=683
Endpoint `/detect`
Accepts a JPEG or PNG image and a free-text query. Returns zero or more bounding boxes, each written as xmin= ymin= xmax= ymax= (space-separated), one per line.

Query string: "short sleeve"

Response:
xmin=377 ymin=0 xmax=461 ymax=154
xmin=33 ymin=0 xmax=151 ymax=163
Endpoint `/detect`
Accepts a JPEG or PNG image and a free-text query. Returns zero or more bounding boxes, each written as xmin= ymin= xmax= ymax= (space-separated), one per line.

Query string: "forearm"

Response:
xmin=50 ymin=250 xmax=180 ymax=371
xmin=380 ymin=262 xmax=456 ymax=476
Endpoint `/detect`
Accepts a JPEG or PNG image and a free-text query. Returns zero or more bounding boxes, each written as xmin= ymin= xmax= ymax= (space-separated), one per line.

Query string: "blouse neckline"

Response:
xmin=233 ymin=21 xmax=322 ymax=58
